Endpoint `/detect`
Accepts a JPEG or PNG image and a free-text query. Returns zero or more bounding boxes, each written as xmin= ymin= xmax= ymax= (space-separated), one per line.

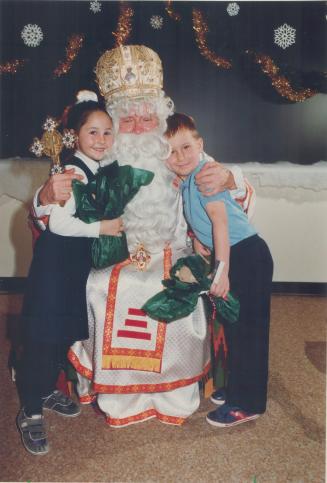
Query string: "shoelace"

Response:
xmin=53 ymin=390 xmax=71 ymax=404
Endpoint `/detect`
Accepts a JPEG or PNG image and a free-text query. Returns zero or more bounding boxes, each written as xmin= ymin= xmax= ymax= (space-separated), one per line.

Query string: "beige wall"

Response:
xmin=249 ymin=197 xmax=326 ymax=283
xmin=0 ymin=159 xmax=326 ymax=282
xmin=242 ymin=162 xmax=327 ymax=283
xmin=0 ymin=158 xmax=50 ymax=277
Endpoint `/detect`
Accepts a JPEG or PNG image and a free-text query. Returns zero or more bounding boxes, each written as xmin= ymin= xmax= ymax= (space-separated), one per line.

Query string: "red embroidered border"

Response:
xmin=106 ymin=408 xmax=186 ymax=427
xmin=69 ymin=348 xmax=211 ymax=394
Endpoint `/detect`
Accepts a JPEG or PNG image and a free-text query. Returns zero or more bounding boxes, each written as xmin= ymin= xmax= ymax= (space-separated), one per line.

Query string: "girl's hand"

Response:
xmin=100 ymin=218 xmax=124 ymax=236
xmin=210 ymin=270 xmax=230 ymax=299
xmin=193 ymin=238 xmax=211 ymax=257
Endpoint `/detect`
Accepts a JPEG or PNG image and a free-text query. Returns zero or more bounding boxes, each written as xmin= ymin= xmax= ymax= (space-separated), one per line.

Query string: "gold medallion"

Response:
xmin=130 ymin=244 xmax=151 ymax=271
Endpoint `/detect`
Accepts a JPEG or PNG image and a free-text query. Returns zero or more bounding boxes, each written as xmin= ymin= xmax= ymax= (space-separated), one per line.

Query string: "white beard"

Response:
xmin=106 ymin=132 xmax=179 ymax=255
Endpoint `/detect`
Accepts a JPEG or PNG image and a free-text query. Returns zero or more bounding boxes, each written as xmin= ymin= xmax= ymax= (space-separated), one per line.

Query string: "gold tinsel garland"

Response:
xmin=192 ymin=9 xmax=232 ymax=70
xmin=112 ymin=3 xmax=134 ymax=47
xmin=0 ymin=59 xmax=26 ymax=75
xmin=1 ymin=6 xmax=319 ymax=106
xmin=246 ymin=50 xmax=317 ymax=102
xmin=53 ymin=34 xmax=84 ymax=78
xmin=165 ymin=0 xmax=181 ymax=21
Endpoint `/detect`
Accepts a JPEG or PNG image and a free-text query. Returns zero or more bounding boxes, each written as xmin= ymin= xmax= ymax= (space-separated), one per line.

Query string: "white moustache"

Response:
xmin=110 ymin=132 xmax=170 ymax=165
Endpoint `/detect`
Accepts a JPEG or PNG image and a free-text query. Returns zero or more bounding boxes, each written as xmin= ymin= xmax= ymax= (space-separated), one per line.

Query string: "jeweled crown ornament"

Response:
xmin=95 ymin=45 xmax=163 ymax=106
xmin=30 ymin=117 xmax=76 ymax=175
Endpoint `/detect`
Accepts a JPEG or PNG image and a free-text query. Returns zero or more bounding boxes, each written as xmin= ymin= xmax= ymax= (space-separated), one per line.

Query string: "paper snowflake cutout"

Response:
xmin=227 ymin=3 xmax=240 ymax=16
xmin=30 ymin=138 xmax=44 ymax=157
xmin=43 ymin=117 xmax=58 ymax=132
xmin=274 ymin=23 xmax=296 ymax=49
xmin=21 ymin=24 xmax=44 ymax=47
xmin=62 ymin=129 xmax=77 ymax=149
xmin=90 ymin=1 xmax=102 ymax=14
xmin=150 ymin=15 xmax=163 ymax=30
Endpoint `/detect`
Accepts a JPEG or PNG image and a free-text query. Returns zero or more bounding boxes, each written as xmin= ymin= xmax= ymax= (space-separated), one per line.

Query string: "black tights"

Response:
xmin=16 ymin=340 xmax=70 ymax=416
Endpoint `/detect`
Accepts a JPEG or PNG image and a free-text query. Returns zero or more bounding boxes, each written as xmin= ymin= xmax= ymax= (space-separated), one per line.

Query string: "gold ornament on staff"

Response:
xmin=30 ymin=117 xmax=65 ymax=175
xmin=245 ymin=50 xmax=317 ymax=103
xmin=192 ymin=9 xmax=232 ymax=70
xmin=30 ymin=116 xmax=77 ymax=201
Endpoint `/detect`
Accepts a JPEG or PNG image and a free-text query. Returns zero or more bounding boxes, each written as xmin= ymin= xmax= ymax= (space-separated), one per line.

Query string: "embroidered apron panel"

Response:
xmin=102 ymin=248 xmax=171 ymax=372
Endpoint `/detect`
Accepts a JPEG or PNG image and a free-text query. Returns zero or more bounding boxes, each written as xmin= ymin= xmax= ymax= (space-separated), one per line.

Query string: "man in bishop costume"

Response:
xmin=68 ymin=45 xmax=253 ymax=427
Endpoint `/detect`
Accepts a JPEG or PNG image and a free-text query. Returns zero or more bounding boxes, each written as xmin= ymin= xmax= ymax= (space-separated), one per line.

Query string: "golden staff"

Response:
xmin=30 ymin=116 xmax=76 ymax=204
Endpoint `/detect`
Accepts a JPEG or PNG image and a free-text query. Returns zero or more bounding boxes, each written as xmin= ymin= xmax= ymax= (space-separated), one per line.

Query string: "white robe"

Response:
xmin=69 ymin=194 xmax=211 ymax=427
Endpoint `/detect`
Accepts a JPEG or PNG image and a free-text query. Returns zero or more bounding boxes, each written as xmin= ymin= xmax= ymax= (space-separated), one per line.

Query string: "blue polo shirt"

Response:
xmin=181 ymin=160 xmax=257 ymax=249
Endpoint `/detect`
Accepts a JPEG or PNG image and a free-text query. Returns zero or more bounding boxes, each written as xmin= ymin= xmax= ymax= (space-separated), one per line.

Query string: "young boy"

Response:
xmin=165 ymin=113 xmax=273 ymax=427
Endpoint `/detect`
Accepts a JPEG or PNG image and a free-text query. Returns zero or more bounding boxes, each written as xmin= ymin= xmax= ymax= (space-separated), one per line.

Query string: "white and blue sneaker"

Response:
xmin=17 ymin=408 xmax=49 ymax=455
xmin=206 ymin=403 xmax=260 ymax=428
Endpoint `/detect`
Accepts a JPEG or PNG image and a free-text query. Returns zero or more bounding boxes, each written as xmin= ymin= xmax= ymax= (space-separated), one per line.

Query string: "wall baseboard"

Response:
xmin=271 ymin=282 xmax=326 ymax=296
xmin=0 ymin=277 xmax=27 ymax=293
xmin=0 ymin=277 xmax=326 ymax=296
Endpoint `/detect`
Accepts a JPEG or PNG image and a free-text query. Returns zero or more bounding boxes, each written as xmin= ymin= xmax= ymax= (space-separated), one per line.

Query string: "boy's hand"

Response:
xmin=210 ymin=271 xmax=230 ymax=299
xmin=100 ymin=218 xmax=124 ymax=236
xmin=38 ymin=168 xmax=84 ymax=205
xmin=193 ymin=238 xmax=211 ymax=257
xmin=195 ymin=161 xmax=235 ymax=196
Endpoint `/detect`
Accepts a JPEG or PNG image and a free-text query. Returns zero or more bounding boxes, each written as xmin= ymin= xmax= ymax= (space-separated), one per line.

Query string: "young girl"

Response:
xmin=165 ymin=113 xmax=273 ymax=428
xmin=17 ymin=91 xmax=123 ymax=455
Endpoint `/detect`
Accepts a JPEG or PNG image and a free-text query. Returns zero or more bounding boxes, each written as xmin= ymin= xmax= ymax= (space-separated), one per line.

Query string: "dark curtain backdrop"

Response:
xmin=0 ymin=0 xmax=326 ymax=163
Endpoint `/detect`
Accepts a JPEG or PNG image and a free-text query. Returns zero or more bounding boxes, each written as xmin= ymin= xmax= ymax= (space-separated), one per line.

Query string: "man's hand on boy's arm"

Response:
xmin=38 ymin=168 xmax=83 ymax=206
xmin=195 ymin=161 xmax=236 ymax=196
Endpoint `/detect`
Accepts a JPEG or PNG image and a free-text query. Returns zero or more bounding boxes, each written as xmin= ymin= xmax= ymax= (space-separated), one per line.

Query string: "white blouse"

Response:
xmin=47 ymin=151 xmax=101 ymax=238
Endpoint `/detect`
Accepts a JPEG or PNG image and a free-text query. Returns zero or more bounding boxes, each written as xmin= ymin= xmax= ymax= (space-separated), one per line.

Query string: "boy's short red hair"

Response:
xmin=165 ymin=112 xmax=200 ymax=138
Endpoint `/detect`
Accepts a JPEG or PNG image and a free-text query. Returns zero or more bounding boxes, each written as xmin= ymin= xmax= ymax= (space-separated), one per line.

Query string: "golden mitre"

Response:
xmin=95 ymin=45 xmax=163 ymax=105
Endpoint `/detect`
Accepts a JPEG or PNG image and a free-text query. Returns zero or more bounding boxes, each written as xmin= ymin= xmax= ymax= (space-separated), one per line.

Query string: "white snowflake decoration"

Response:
xmin=30 ymin=139 xmax=44 ymax=157
xmin=50 ymin=165 xmax=65 ymax=175
xmin=150 ymin=15 xmax=163 ymax=30
xmin=90 ymin=1 xmax=102 ymax=14
xmin=62 ymin=129 xmax=77 ymax=149
xmin=274 ymin=23 xmax=296 ymax=50
xmin=227 ymin=2 xmax=240 ymax=16
xmin=43 ymin=117 xmax=58 ymax=132
xmin=21 ymin=24 xmax=43 ymax=47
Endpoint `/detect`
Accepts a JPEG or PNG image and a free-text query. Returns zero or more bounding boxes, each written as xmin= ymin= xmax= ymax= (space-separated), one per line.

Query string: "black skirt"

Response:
xmin=22 ymin=228 xmax=92 ymax=344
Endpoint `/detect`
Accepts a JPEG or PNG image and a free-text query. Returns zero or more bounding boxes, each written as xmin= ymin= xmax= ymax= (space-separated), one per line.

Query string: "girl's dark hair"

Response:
xmin=165 ymin=112 xmax=200 ymax=139
xmin=62 ymin=100 xmax=110 ymax=132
